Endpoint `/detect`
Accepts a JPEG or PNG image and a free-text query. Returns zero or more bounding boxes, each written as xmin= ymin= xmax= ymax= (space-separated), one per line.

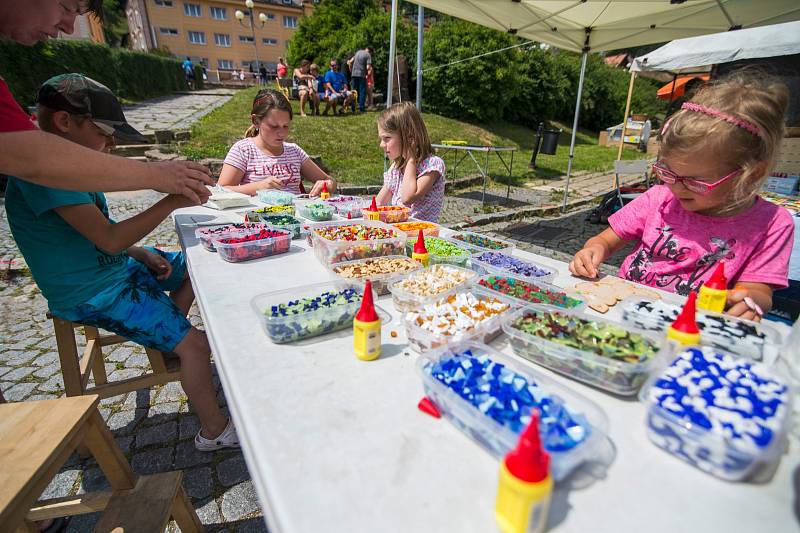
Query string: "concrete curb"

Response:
xmin=448 ymin=196 xmax=597 ymax=230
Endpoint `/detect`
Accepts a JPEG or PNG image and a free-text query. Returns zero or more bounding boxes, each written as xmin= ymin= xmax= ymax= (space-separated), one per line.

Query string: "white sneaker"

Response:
xmin=194 ymin=419 xmax=240 ymax=451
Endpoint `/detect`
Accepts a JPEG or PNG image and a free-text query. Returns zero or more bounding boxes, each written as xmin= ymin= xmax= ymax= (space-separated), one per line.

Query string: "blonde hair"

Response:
xmin=245 ymin=88 xmax=293 ymax=137
xmin=377 ymin=101 xmax=433 ymax=170
xmin=660 ymin=70 xmax=789 ymax=212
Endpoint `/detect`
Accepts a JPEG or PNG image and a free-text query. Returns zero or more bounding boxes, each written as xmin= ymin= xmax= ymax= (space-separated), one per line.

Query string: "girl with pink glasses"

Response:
xmin=570 ymin=72 xmax=794 ymax=321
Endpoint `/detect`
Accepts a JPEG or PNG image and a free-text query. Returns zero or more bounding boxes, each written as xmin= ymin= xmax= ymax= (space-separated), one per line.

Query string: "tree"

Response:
xmin=101 ymin=0 xmax=129 ymax=47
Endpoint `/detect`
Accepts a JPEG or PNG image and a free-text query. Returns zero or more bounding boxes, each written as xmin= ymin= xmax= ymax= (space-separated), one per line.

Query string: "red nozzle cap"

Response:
xmin=671 ymin=291 xmax=700 ymax=334
xmin=417 ymin=397 xmax=441 ymax=418
xmin=355 ymin=279 xmax=379 ymax=322
xmin=347 ymin=212 xmax=352 ymax=219
xmin=321 ymin=182 xmax=329 ymax=194
xmin=704 ymin=261 xmax=728 ymax=291
xmin=413 ymin=229 xmax=428 ymax=254
xmin=504 ymin=410 xmax=550 ymax=482
xmin=368 ymin=196 xmax=378 ymax=212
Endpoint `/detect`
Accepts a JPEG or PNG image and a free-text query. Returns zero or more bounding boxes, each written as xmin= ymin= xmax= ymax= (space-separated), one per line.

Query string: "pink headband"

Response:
xmin=680 ymin=102 xmax=763 ymax=139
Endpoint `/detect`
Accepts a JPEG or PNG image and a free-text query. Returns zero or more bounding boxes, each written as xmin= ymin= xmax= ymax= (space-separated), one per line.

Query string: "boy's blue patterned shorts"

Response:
xmin=52 ymin=248 xmax=192 ymax=352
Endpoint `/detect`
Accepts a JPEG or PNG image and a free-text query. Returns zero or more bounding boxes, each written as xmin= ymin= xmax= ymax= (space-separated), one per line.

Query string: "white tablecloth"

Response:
xmin=174 ymin=205 xmax=798 ymax=533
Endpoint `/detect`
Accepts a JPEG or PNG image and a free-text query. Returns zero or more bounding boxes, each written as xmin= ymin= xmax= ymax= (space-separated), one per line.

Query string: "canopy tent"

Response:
xmin=392 ymin=0 xmax=800 ymax=208
xmin=656 ymin=74 xmax=710 ymax=100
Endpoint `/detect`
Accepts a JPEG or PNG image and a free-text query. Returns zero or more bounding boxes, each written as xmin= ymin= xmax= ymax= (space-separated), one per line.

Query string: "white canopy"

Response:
xmin=631 ymin=20 xmax=800 ymax=72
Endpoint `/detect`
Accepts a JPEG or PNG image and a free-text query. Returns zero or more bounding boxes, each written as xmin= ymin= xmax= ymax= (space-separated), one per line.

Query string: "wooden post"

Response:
xmin=616 ymin=71 xmax=637 ymax=161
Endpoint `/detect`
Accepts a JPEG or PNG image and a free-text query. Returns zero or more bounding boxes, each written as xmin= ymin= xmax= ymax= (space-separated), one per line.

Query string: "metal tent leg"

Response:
xmin=562 ymin=50 xmax=588 ymax=212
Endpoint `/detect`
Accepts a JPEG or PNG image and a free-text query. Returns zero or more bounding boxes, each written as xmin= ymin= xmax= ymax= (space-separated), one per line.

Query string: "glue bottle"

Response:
xmin=697 ymin=261 xmax=727 ymax=313
xmin=411 ymin=229 xmax=430 ymax=267
xmin=495 ymin=412 xmax=552 ymax=533
xmin=667 ymin=291 xmax=701 ymax=346
xmin=320 ymin=181 xmax=330 ymax=200
xmin=364 ymin=196 xmax=381 ymax=221
xmin=353 ymin=279 xmax=381 ymax=361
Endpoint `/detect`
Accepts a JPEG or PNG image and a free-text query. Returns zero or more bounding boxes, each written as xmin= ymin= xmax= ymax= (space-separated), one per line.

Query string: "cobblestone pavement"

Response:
xmin=123 ymin=89 xmax=237 ymax=135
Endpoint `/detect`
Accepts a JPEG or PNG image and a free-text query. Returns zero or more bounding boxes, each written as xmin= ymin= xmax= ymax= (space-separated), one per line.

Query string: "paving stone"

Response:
xmin=107 ymin=408 xmax=147 ymax=435
xmin=2 ymin=382 xmax=36 ymax=401
xmin=220 ymin=480 xmax=260 ymax=522
xmin=27 ymin=393 xmax=58 ymax=401
xmin=78 ymin=466 xmax=111 ymax=493
xmin=135 ymin=421 xmax=178 ymax=448
xmin=33 ymin=362 xmax=61 ymax=378
xmin=38 ymin=374 xmax=64 ymax=392
xmin=193 ymin=497 xmax=222 ymax=527
xmin=108 ymin=367 xmax=145 ymax=381
xmin=179 ymin=414 xmax=201 ymax=441
xmin=32 ymin=352 xmax=59 ymax=366
xmin=174 ymin=439 xmax=212 ymax=469
xmin=217 ymin=454 xmax=250 ymax=487
xmin=1 ymin=350 xmax=36 ymax=366
xmin=237 ymin=518 xmax=269 ymax=532
xmin=0 ymin=366 xmax=11 ymax=378
xmin=124 ymin=353 xmax=151 ymax=368
xmin=106 ymin=346 xmax=134 ymax=362
xmin=65 ymin=511 xmax=100 ymax=532
xmin=131 ymin=448 xmax=173 ymax=475
xmin=116 ymin=435 xmax=134 ymax=455
xmin=40 ymin=468 xmax=80 ymax=499
xmin=148 ymin=401 xmax=183 ymax=419
xmin=156 ymin=381 xmax=186 ymax=403
xmin=183 ymin=466 xmax=213 ymax=499
xmin=2 ymin=366 xmax=36 ymax=381
xmin=35 ymin=337 xmax=58 ymax=350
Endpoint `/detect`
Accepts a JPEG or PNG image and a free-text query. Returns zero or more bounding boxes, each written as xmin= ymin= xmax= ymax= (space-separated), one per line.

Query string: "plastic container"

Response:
xmin=296 ymin=201 xmax=335 ymax=221
xmin=214 ymin=228 xmax=292 ymax=263
xmin=417 ymin=341 xmax=609 ymax=482
xmin=405 ymin=236 xmax=472 ymax=268
xmin=477 ymin=274 xmax=587 ymax=312
xmin=310 ymin=220 xmax=407 ymax=267
xmin=469 ymin=251 xmax=556 ymax=284
xmin=403 ymin=287 xmax=517 ymax=352
xmin=251 ymin=281 xmax=389 ymax=343
xmin=194 ymin=222 xmax=267 ymax=252
xmin=640 ymin=346 xmax=792 ymax=481
xmin=251 ymin=215 xmax=305 ymax=240
xmin=387 ymin=264 xmax=477 ymax=312
xmin=502 ymin=307 xmax=665 ymax=396
xmin=376 ymin=205 xmax=411 ymax=224
xmin=392 ymin=220 xmax=441 ymax=237
xmin=326 ymin=196 xmax=369 ymax=218
xmin=327 ymin=255 xmax=422 ymax=295
xmin=447 ymin=231 xmax=515 ymax=254
xmin=256 ymin=189 xmax=295 ymax=206
xmin=245 ymin=205 xmax=295 ymax=221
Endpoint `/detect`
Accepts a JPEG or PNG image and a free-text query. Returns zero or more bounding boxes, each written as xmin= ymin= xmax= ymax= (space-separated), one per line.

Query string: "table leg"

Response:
xmin=507 ymin=151 xmax=515 ymax=204
xmin=482 ymin=150 xmax=490 ymax=206
xmin=83 ymin=411 xmax=136 ymax=490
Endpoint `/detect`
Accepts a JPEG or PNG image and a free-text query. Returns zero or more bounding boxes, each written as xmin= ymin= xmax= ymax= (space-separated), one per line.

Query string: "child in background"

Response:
xmin=218 ymin=89 xmax=335 ymax=196
xmin=5 ymin=74 xmax=237 ymax=451
xmin=376 ymin=102 xmax=446 ymax=222
xmin=569 ymin=72 xmax=794 ymax=321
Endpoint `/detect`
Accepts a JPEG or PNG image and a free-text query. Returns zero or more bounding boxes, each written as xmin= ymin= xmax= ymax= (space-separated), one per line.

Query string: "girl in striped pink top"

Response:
xmin=218 ymin=89 xmax=335 ymax=196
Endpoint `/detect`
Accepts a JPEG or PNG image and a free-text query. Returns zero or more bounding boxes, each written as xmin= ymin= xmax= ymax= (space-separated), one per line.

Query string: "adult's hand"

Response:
xmin=149 ymin=161 xmax=214 ymax=204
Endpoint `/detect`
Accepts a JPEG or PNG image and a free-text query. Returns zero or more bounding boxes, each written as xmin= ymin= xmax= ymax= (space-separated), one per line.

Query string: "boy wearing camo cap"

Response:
xmin=5 ymin=74 xmax=238 ymax=451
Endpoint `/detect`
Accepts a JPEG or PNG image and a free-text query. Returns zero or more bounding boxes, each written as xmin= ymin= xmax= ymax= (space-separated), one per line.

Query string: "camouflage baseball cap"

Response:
xmin=37 ymin=73 xmax=147 ymax=143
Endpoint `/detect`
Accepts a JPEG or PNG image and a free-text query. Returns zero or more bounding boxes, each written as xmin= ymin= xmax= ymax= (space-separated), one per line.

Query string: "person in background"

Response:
xmin=277 ymin=57 xmax=288 ymax=79
xmin=310 ymin=63 xmax=324 ymax=115
xmin=323 ymin=59 xmax=355 ymax=116
xmin=182 ymin=56 xmax=195 ymax=90
xmin=348 ymin=46 xmax=373 ymax=113
xmin=259 ymin=65 xmax=268 ymax=87
xmin=366 ymin=62 xmax=375 ymax=110
xmin=293 ymin=59 xmax=319 ymax=117
xmin=0 ymin=0 xmax=212 ymax=203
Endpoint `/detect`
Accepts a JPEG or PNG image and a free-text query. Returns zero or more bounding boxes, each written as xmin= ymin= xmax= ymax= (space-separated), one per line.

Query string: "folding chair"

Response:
xmin=613 ymin=159 xmax=650 ymax=205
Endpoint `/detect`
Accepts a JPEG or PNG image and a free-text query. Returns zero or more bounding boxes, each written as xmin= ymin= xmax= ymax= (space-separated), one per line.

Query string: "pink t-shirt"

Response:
xmin=223 ymin=138 xmax=309 ymax=194
xmin=383 ymin=155 xmax=446 ymax=222
xmin=609 ymin=185 xmax=794 ymax=296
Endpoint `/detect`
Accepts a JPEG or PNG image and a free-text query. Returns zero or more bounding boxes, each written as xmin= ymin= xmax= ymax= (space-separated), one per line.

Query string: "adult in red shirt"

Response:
xmin=0 ymin=0 xmax=212 ymax=203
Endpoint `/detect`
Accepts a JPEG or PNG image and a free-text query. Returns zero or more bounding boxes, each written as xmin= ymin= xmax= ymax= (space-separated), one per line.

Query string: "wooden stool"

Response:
xmin=48 ymin=313 xmax=181 ymax=400
xmin=0 ymin=395 xmax=204 ymax=532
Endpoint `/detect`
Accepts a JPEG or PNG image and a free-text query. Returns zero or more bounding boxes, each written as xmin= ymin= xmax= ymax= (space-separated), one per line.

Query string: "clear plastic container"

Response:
xmin=469 ymin=251 xmax=556 ymax=284
xmin=640 ymin=346 xmax=792 ymax=481
xmin=502 ymin=307 xmax=666 ymax=396
xmin=251 ymin=214 xmax=305 ymax=240
xmin=256 ymin=189 xmax=295 ymax=206
xmin=310 ymin=220 xmax=407 ymax=266
xmin=392 ymin=220 xmax=441 ymax=237
xmin=245 ymin=205 xmax=295 ymax=221
xmin=214 ymin=228 xmax=292 ymax=263
xmin=476 ymin=274 xmax=587 ymax=312
xmin=405 ymin=236 xmax=472 ymax=268
xmin=194 ymin=222 xmax=267 ymax=252
xmin=619 ymin=297 xmax=782 ymax=362
xmin=296 ymin=201 xmax=335 ymax=222
xmin=403 ymin=287 xmax=517 ymax=352
xmin=251 ymin=281 xmax=389 ymax=343
xmin=447 ymin=231 xmax=515 ymax=254
xmin=417 ymin=341 xmax=609 ymax=481
xmin=326 ymin=255 xmax=423 ymax=295
xmin=326 ymin=196 xmax=369 ymax=218
xmin=375 ymin=206 xmax=411 ymax=224
xmin=387 ymin=264 xmax=477 ymax=312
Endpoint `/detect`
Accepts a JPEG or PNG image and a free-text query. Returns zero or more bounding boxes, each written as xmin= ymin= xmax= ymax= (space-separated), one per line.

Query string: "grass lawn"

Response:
xmin=180 ymin=87 xmax=644 ymax=186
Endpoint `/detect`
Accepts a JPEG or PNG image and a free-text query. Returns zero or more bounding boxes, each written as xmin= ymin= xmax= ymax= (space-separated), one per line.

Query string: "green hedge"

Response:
xmin=0 ymin=39 xmax=188 ymax=108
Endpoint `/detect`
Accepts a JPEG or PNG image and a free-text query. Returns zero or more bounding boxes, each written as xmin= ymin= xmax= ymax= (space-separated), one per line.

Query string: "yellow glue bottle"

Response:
xmin=411 ymin=229 xmax=430 ymax=267
xmin=364 ymin=196 xmax=381 ymax=221
xmin=667 ymin=291 xmax=701 ymax=346
xmin=697 ymin=261 xmax=727 ymax=313
xmin=353 ymin=279 xmax=381 ymax=361
xmin=319 ymin=181 xmax=330 ymax=200
xmin=496 ymin=412 xmax=553 ymax=533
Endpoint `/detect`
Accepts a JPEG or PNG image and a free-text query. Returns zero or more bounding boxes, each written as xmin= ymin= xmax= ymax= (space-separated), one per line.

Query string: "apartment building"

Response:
xmin=126 ymin=0 xmax=312 ymax=73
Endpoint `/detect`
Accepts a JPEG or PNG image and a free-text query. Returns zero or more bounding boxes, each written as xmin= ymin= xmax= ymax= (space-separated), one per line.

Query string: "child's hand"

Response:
xmin=256 ymin=177 xmax=284 ymax=190
xmin=309 ymin=179 xmax=333 ymax=197
xmin=569 ymin=245 xmax=604 ymax=278
xmin=138 ymin=249 xmax=173 ymax=281
xmin=725 ymin=289 xmax=764 ymax=322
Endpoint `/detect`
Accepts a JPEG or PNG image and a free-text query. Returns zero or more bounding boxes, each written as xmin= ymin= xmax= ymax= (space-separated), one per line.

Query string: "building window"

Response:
xmin=262 ymin=38 xmax=277 ymax=45
xmin=265 ymin=13 xmax=275 ymax=20
xmin=154 ymin=0 xmax=173 ymax=6
xmin=209 ymin=6 xmax=227 ymax=20
xmin=282 ymin=0 xmax=293 ymax=5
xmin=218 ymin=59 xmax=234 ymax=70
xmin=159 ymin=27 xmax=179 ymax=36
xmin=242 ymin=60 xmax=256 ymax=69
xmin=199 ymin=58 xmax=209 ymax=67
xmin=283 ymin=16 xmax=298 ymax=28
xmin=184 ymin=3 xmax=201 ymax=17
xmin=214 ymin=33 xmax=231 ymax=47
xmin=239 ymin=35 xmax=254 ymax=44
xmin=187 ymin=31 xmax=206 ymax=44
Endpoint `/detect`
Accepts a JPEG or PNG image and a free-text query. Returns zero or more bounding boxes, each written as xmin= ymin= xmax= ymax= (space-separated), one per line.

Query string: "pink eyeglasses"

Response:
xmin=652 ymin=161 xmax=741 ymax=195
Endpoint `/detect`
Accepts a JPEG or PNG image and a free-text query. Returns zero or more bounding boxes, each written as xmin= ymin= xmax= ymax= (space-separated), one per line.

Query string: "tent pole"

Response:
xmin=616 ymin=71 xmax=636 ymax=160
xmin=416 ymin=5 xmax=424 ymax=110
xmin=562 ymin=50 xmax=588 ymax=212
xmin=386 ymin=0 xmax=398 ymax=107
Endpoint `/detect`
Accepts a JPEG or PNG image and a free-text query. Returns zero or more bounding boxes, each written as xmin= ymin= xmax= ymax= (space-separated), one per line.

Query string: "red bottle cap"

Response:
xmin=671 ymin=291 xmax=700 ymax=334
xmin=504 ymin=411 xmax=550 ymax=482
xmin=355 ymin=279 xmax=379 ymax=322
xmin=347 ymin=212 xmax=352 ymax=219
xmin=368 ymin=196 xmax=378 ymax=212
xmin=413 ymin=229 xmax=428 ymax=254
xmin=417 ymin=397 xmax=441 ymax=418
xmin=321 ymin=182 xmax=329 ymax=194
xmin=704 ymin=261 xmax=728 ymax=291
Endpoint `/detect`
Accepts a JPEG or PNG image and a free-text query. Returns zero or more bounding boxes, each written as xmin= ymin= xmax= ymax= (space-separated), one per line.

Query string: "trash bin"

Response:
xmin=540 ymin=128 xmax=561 ymax=155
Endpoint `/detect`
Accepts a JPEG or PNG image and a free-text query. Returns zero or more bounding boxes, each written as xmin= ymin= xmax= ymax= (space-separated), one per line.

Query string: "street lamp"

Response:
xmin=235 ymin=0 xmax=267 ymax=79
